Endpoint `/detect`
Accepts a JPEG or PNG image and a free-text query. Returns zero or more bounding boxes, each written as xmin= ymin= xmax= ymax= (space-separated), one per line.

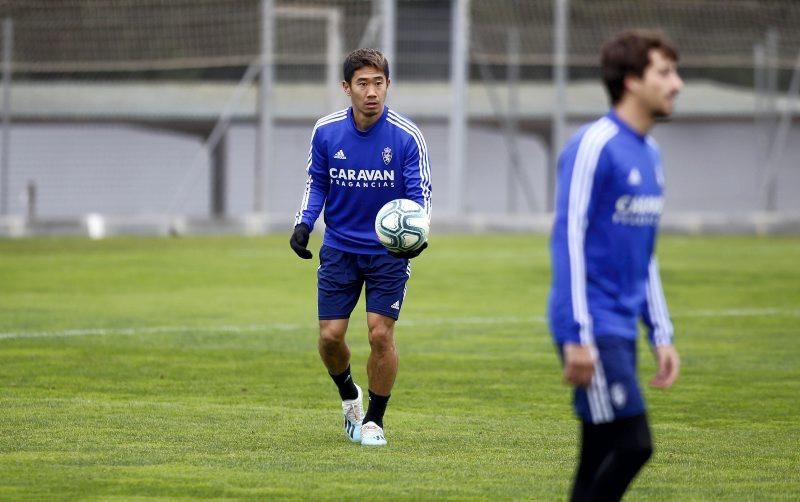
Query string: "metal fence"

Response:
xmin=0 ymin=0 xmax=798 ymax=235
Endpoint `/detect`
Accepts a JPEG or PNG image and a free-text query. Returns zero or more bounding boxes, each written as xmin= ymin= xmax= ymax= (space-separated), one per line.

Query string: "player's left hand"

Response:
xmin=650 ymin=344 xmax=680 ymax=389
xmin=388 ymin=241 xmax=428 ymax=259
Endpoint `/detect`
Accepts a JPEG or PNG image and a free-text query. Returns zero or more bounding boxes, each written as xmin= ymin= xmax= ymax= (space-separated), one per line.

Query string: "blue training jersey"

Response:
xmin=548 ymin=111 xmax=673 ymax=347
xmin=294 ymin=106 xmax=432 ymax=254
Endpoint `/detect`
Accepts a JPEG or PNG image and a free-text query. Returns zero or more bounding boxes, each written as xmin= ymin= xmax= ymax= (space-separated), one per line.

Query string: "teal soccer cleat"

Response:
xmin=360 ymin=421 xmax=387 ymax=446
xmin=342 ymin=384 xmax=363 ymax=442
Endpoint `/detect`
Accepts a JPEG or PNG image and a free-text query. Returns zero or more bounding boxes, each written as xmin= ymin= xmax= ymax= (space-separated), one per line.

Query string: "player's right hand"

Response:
xmin=289 ymin=223 xmax=313 ymax=259
xmin=563 ymin=343 xmax=595 ymax=388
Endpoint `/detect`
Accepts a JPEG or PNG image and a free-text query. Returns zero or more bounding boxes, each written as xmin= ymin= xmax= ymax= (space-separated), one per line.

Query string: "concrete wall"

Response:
xmin=635 ymin=121 xmax=800 ymax=213
xmin=4 ymin=118 xmax=799 ymax=223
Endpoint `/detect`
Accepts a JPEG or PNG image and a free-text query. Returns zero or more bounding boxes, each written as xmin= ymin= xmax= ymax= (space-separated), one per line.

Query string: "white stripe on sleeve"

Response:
xmin=295 ymin=110 xmax=347 ymax=224
xmin=566 ymin=118 xmax=618 ymax=345
xmin=646 ymin=257 xmax=674 ymax=346
xmin=388 ymin=110 xmax=432 ymax=218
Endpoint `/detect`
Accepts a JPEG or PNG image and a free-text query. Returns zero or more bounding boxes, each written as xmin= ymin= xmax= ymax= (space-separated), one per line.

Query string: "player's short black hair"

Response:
xmin=343 ymin=48 xmax=389 ymax=84
xmin=601 ymin=30 xmax=679 ymax=105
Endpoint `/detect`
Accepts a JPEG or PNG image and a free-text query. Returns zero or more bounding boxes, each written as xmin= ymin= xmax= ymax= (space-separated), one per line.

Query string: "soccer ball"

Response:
xmin=374 ymin=198 xmax=429 ymax=253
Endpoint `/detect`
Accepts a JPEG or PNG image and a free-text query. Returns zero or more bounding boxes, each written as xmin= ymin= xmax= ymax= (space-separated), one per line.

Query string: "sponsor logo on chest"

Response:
xmin=611 ymin=165 xmax=663 ymax=226
xmin=329 ymin=168 xmax=395 ymax=188
xmin=612 ymin=195 xmax=663 ymax=226
xmin=329 ymin=146 xmax=397 ymax=188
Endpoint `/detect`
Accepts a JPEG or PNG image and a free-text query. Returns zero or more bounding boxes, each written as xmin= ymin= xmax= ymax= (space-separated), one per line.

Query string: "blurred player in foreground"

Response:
xmin=548 ymin=30 xmax=682 ymax=501
xmin=290 ymin=48 xmax=432 ymax=446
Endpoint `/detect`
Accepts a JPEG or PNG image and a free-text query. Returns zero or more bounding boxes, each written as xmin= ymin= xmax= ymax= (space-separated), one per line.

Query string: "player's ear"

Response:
xmin=385 ymin=77 xmax=391 ymax=90
xmin=342 ymin=80 xmax=351 ymax=96
xmin=623 ymin=73 xmax=642 ymax=96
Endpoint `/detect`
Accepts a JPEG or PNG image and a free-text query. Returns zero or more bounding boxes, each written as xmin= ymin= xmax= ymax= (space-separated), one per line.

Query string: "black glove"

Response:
xmin=289 ymin=223 xmax=313 ymax=259
xmin=388 ymin=241 xmax=428 ymax=259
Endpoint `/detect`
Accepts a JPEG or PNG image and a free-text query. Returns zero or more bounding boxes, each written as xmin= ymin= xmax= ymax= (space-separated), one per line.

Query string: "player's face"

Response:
xmin=638 ymin=49 xmax=683 ymax=118
xmin=343 ymin=65 xmax=390 ymax=119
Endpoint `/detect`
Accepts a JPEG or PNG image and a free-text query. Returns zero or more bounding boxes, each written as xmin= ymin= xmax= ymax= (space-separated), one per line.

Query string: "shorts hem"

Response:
xmin=367 ymin=309 xmax=400 ymax=321
xmin=318 ymin=315 xmax=352 ymax=321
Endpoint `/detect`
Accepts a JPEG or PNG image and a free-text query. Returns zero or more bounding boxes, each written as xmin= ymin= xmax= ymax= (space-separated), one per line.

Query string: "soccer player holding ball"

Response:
xmin=548 ymin=31 xmax=682 ymax=500
xmin=290 ymin=48 xmax=432 ymax=446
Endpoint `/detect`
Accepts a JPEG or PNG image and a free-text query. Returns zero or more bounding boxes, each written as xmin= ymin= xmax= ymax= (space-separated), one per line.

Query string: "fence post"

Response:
xmin=1 ymin=18 xmax=12 ymax=216
xmin=448 ymin=0 xmax=469 ymax=215
xmin=551 ymin=0 xmax=569 ymax=212
xmin=255 ymin=0 xmax=275 ymax=214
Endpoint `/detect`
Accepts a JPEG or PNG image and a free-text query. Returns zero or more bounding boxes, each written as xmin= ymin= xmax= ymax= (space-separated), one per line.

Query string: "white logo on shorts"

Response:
xmin=390 ymin=300 xmax=400 ymax=310
xmin=610 ymin=382 xmax=627 ymax=409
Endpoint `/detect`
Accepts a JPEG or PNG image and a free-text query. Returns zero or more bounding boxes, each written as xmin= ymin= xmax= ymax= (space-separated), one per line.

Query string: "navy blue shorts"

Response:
xmin=559 ymin=336 xmax=646 ymax=424
xmin=317 ymin=245 xmax=411 ymax=320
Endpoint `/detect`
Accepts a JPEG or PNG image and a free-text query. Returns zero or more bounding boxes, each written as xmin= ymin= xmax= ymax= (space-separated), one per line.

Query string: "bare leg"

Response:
xmin=365 ymin=313 xmax=398 ymax=395
xmin=318 ymin=319 xmax=350 ymax=375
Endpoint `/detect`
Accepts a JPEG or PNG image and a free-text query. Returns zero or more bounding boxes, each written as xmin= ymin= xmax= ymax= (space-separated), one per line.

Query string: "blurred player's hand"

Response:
xmin=290 ymin=223 xmax=313 ymax=259
xmin=650 ymin=344 xmax=680 ymax=389
xmin=563 ymin=343 xmax=595 ymax=388
xmin=388 ymin=241 xmax=428 ymax=259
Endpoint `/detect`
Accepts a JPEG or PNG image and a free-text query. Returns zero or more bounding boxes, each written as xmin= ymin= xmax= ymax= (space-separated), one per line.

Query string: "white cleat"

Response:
xmin=342 ymin=384 xmax=364 ymax=443
xmin=360 ymin=421 xmax=387 ymax=446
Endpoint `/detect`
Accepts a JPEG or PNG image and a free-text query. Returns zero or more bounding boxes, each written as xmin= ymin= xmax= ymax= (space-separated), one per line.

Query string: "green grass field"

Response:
xmin=1 ymin=234 xmax=799 ymax=500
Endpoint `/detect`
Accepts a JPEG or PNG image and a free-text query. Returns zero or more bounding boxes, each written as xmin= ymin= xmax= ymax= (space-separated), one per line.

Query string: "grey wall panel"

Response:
xmin=5 ymin=119 xmax=799 ymax=219
xmin=9 ymin=124 xmax=209 ymax=218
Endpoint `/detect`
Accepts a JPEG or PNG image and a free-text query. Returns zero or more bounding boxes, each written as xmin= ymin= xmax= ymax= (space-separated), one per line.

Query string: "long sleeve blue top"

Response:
xmin=549 ymin=111 xmax=674 ymax=347
xmin=295 ymin=106 xmax=432 ymax=254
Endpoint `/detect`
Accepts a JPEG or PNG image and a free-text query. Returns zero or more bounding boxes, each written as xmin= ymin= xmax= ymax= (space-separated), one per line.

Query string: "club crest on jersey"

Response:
xmin=627 ymin=167 xmax=642 ymax=186
xmin=382 ymin=147 xmax=393 ymax=165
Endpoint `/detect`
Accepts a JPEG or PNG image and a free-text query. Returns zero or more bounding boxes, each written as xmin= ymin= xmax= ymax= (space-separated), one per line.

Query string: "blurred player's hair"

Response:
xmin=601 ymin=30 xmax=679 ymax=105
xmin=343 ymin=48 xmax=390 ymax=83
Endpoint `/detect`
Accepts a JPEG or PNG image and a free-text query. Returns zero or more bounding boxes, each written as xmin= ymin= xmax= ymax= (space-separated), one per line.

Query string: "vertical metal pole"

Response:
xmin=255 ymin=0 xmax=274 ymax=213
xmin=327 ymin=8 xmax=342 ymax=111
xmin=26 ymin=180 xmax=35 ymax=221
xmin=765 ymin=29 xmax=779 ymax=139
xmin=754 ymin=43 xmax=768 ymax=171
xmin=506 ymin=27 xmax=520 ymax=213
xmin=551 ymin=0 xmax=568 ymax=212
xmin=449 ymin=0 xmax=469 ymax=214
xmin=763 ymin=49 xmax=800 ymax=212
xmin=1 ymin=18 xmax=12 ymax=216
xmin=381 ymin=0 xmax=396 ymax=79
xmin=211 ymin=135 xmax=227 ymax=218
xmin=762 ymin=29 xmax=779 ymax=211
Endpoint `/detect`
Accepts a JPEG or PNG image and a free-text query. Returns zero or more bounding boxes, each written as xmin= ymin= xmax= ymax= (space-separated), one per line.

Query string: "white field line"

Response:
xmin=1 ymin=308 xmax=798 ymax=341
xmin=0 ymin=316 xmax=546 ymax=341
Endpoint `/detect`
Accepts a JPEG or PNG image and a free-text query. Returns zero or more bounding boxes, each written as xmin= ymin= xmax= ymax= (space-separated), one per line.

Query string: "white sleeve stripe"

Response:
xmin=566 ymin=118 xmax=618 ymax=345
xmin=646 ymin=257 xmax=673 ymax=345
xmin=387 ymin=111 xmax=432 ymax=213
xmin=648 ymin=258 xmax=672 ymax=344
xmin=294 ymin=176 xmax=313 ymax=225
xmin=387 ymin=111 xmax=432 ymax=196
xmin=387 ymin=113 xmax=433 ymax=218
xmin=317 ymin=109 xmax=348 ymax=124
xmin=308 ymin=109 xmax=348 ymax=164
xmin=295 ymin=111 xmax=348 ymax=223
